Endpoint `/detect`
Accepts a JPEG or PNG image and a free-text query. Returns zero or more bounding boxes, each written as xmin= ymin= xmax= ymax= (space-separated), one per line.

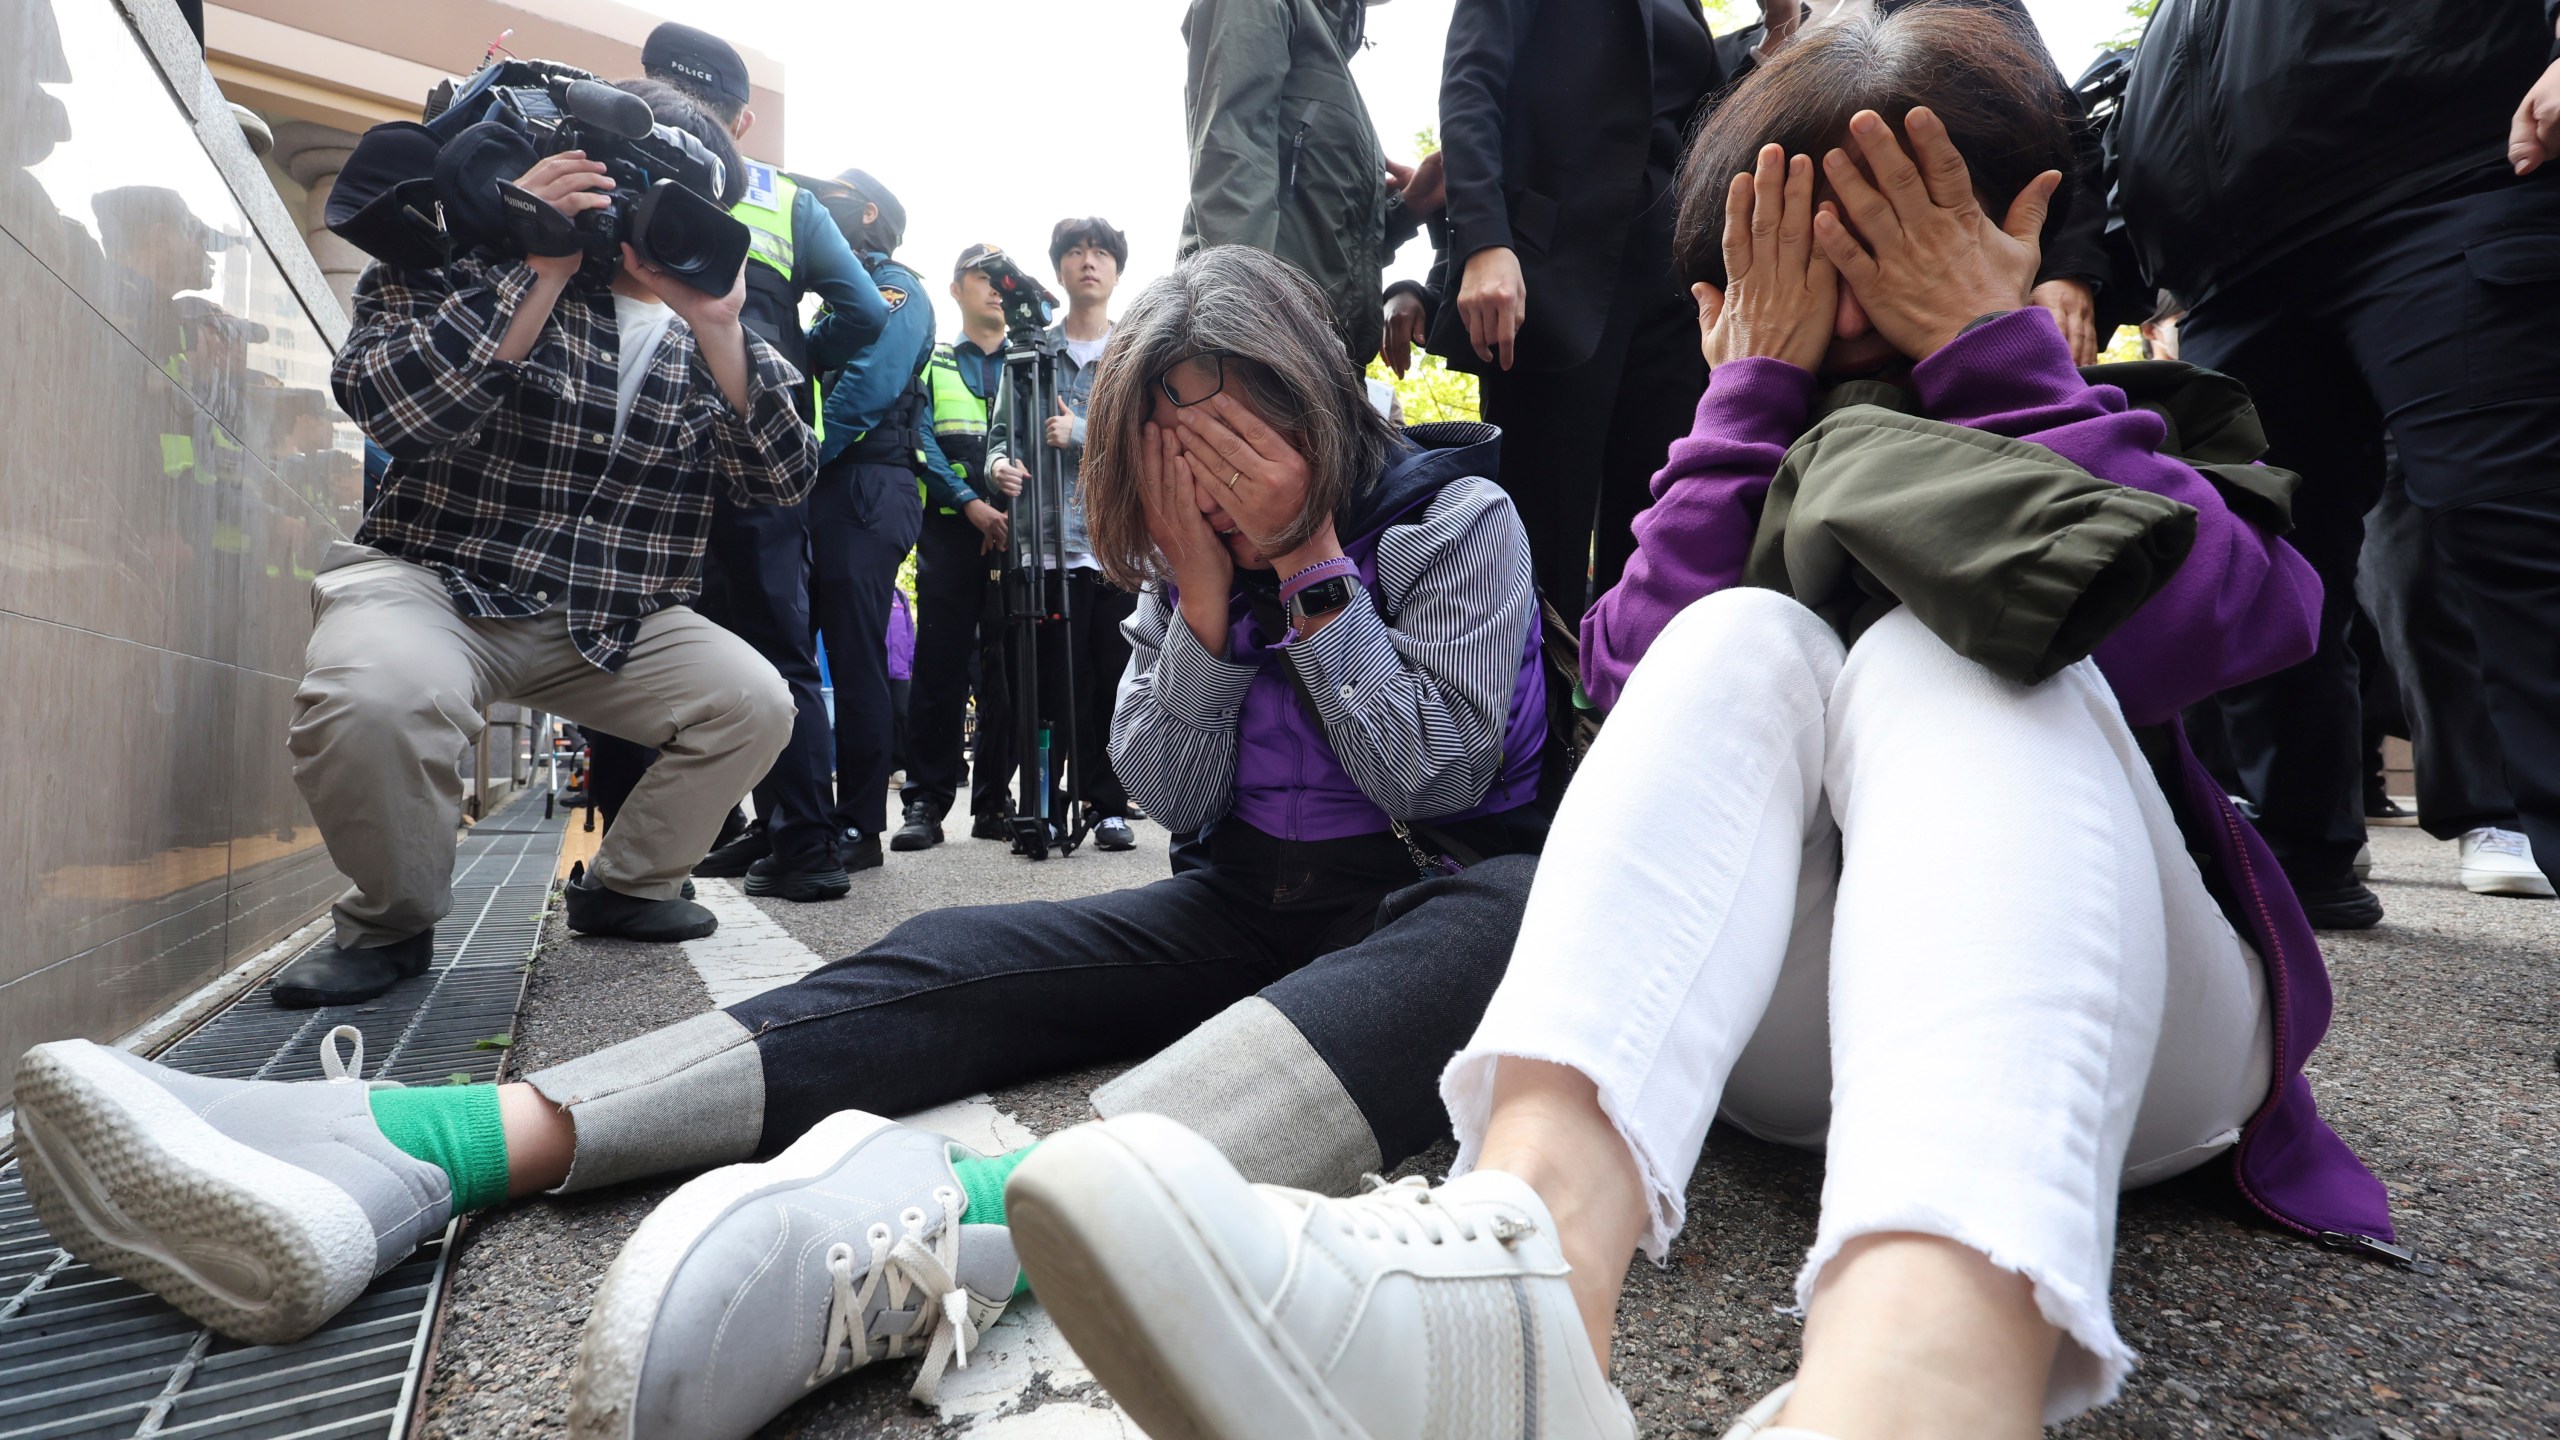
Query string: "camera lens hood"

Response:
xmin=630 ymin=180 xmax=752 ymax=293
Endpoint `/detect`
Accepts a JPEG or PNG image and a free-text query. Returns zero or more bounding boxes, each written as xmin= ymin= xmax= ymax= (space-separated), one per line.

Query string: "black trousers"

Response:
xmin=2175 ymin=169 xmax=2560 ymax=883
xmin=2356 ymin=466 xmax=2519 ymax=841
xmin=726 ymin=824 xmax=1536 ymax=1166
xmin=1479 ymin=205 xmax=1705 ymax=619
xmin=2429 ymin=491 xmax=2560 ymax=884
xmin=810 ymin=457 xmax=923 ymax=839
xmin=584 ymin=494 xmax=837 ymax=866
xmin=903 ymin=508 xmax=1012 ymax=820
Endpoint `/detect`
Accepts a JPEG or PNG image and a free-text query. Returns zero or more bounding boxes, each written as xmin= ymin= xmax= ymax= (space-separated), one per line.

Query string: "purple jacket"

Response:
xmin=1586 ymin=308 xmax=2397 ymax=1252
xmin=1112 ymin=423 xmax=1546 ymax=843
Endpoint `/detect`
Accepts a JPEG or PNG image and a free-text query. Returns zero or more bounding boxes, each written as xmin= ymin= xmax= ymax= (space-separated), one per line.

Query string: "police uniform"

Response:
xmin=585 ymin=156 xmax=889 ymax=874
xmin=901 ymin=336 xmax=1015 ymax=826
xmin=813 ymin=249 xmax=937 ymax=847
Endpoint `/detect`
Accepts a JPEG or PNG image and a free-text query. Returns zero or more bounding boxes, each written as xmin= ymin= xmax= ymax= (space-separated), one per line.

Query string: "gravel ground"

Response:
xmin=419 ymin=817 xmax=2558 ymax=1439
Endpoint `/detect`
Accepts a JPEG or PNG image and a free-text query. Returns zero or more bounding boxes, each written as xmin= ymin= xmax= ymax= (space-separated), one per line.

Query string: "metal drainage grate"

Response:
xmin=0 ymin=799 xmax=568 ymax=1440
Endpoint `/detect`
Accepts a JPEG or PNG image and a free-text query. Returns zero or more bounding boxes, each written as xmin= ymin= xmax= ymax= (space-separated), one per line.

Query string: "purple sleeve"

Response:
xmin=1909 ymin=309 xmax=2322 ymax=724
xmin=1579 ymin=359 xmax=1817 ymax=709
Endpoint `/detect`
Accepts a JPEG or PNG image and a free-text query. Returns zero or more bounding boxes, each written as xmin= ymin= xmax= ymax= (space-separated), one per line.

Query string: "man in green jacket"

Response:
xmin=1179 ymin=0 xmax=1403 ymax=365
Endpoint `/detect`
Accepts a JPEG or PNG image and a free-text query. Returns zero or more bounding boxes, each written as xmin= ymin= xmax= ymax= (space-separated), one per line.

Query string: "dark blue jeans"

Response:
xmin=725 ymin=822 xmax=1539 ymax=1168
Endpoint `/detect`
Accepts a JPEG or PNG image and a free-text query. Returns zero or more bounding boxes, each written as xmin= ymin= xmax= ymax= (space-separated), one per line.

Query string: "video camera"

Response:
xmin=325 ymin=59 xmax=749 ymax=293
xmin=971 ymin=247 xmax=1059 ymax=342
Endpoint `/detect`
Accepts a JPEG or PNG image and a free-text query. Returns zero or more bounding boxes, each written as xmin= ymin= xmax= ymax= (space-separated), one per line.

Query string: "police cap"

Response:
xmin=641 ymin=22 xmax=752 ymax=113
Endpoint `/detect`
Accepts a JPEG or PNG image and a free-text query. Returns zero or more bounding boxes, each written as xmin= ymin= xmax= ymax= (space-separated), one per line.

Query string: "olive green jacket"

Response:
xmin=1743 ymin=365 xmax=2295 ymax=686
xmin=1178 ymin=0 xmax=1387 ymax=364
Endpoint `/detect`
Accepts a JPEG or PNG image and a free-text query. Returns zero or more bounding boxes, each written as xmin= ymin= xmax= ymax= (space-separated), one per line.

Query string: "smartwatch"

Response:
xmin=1287 ymin=575 xmax=1356 ymax=629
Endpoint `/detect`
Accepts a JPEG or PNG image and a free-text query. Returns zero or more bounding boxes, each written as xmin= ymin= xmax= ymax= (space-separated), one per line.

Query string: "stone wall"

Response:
xmin=0 ymin=0 xmax=362 ymax=1093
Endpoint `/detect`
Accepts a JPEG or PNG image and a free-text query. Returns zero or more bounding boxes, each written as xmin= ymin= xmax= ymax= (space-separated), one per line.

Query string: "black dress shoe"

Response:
xmin=271 ymin=929 xmax=436 ymax=1008
xmin=2365 ymin=793 xmax=2419 ymax=827
xmin=692 ymin=820 xmax=771 ymax=878
xmin=2288 ymin=866 xmax=2385 ymax=930
xmin=890 ymin=798 xmax=945 ymax=852
xmin=843 ymin=831 xmax=885 ymax=872
xmin=970 ymin=810 xmax=1010 ymax=842
xmin=1093 ymin=816 xmax=1137 ymax=851
xmin=564 ymin=874 xmax=719 ymax=941
xmin=743 ymin=847 xmax=852 ymax=902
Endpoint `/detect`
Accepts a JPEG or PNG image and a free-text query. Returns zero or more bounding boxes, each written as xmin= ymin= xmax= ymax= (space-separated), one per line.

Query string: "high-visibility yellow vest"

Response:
xmin=733 ymin=161 xmax=796 ymax=282
xmin=923 ymin=342 xmax=996 ymax=512
xmin=926 ymin=345 xmax=993 ymax=443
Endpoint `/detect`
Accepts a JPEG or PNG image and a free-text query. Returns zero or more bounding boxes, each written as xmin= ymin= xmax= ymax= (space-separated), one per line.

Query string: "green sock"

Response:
xmin=950 ymin=1143 xmax=1041 ymax=1296
xmin=368 ymin=1085 xmax=511 ymax=1213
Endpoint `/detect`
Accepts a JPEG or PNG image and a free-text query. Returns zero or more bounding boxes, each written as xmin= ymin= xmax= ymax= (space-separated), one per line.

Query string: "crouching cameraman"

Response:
xmin=280 ymin=79 xmax=814 ymax=1006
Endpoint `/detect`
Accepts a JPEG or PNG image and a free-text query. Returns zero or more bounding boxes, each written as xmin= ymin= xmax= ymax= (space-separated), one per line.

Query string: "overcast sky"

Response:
xmin=635 ymin=0 xmax=2128 ymax=326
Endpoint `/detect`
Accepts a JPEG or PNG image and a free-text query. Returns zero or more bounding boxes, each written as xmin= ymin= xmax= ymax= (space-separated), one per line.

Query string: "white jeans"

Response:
xmin=1443 ymin=591 xmax=2273 ymax=1420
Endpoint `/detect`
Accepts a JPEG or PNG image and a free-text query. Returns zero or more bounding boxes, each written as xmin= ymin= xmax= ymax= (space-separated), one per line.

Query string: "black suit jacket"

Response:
xmin=1433 ymin=0 xmax=1721 ymax=375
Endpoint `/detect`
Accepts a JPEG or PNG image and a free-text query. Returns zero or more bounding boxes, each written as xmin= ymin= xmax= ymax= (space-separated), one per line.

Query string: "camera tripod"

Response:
xmin=996 ymin=323 xmax=1087 ymax=861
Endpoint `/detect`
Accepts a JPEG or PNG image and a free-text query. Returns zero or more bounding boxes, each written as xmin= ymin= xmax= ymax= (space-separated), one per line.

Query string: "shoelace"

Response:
xmin=813 ymin=1185 xmax=979 ymax=1403
xmin=2469 ymin=828 xmax=2531 ymax=859
xmin=1330 ymin=1173 xmax=1536 ymax=1248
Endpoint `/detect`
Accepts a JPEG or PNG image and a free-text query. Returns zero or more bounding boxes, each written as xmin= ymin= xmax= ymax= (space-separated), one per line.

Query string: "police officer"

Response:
xmin=892 ymin=244 xmax=1020 ymax=850
xmin=580 ymin=23 xmax=891 ymax=902
xmin=806 ymin=170 xmax=935 ymax=872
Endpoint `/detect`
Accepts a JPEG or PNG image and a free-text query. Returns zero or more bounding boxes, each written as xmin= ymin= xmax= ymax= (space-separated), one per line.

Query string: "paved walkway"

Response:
xmin=419 ymin=819 xmax=2558 ymax=1440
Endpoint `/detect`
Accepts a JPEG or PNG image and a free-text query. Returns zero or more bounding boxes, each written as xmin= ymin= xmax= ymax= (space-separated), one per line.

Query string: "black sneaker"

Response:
xmin=970 ymin=811 xmax=1010 ymax=842
xmin=1094 ymin=816 xmax=1137 ymax=851
xmin=743 ymin=847 xmax=852 ymax=902
xmin=891 ymin=798 xmax=946 ymax=852
xmin=844 ymin=831 xmax=885 ymax=873
xmin=692 ymin=820 xmax=771 ymax=878
xmin=565 ymin=873 xmax=720 ymax=941
xmin=2287 ymin=864 xmax=2385 ymax=930
xmin=270 ymin=929 xmax=436 ymax=1008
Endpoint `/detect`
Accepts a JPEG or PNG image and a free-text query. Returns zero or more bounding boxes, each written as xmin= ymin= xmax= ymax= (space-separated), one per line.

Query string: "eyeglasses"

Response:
xmin=1156 ymin=350 xmax=1237 ymax=408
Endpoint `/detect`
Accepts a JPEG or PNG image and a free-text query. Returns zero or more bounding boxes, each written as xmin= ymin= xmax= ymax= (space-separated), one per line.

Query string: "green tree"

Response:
xmin=1697 ymin=0 xmax=1759 ymax=35
xmin=2112 ymin=0 xmax=2157 ymax=49
xmin=1371 ymin=351 xmax=1483 ymax=424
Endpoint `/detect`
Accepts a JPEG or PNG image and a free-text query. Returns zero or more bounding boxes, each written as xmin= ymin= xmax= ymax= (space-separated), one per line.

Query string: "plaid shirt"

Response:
xmin=332 ymin=258 xmax=816 ymax=671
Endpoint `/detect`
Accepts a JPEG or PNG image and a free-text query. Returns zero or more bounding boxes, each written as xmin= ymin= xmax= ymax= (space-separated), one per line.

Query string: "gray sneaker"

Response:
xmin=567 ymin=1110 xmax=1022 ymax=1440
xmin=10 ymin=1027 xmax=454 ymax=1344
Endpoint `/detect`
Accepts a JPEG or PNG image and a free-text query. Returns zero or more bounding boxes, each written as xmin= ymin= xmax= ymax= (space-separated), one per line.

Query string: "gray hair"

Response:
xmin=1083 ymin=245 xmax=1403 ymax=588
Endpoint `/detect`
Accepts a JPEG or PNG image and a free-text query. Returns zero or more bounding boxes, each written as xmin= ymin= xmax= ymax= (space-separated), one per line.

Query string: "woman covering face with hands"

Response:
xmin=1691 ymin=112 xmax=2059 ymax=380
xmin=1133 ymin=366 xmax=1349 ymax=656
xmin=999 ymin=15 xmax=2391 ymax=1440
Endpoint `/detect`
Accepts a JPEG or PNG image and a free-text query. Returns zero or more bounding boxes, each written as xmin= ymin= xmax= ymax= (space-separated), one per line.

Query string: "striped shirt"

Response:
xmin=1109 ymin=475 xmax=1538 ymax=834
xmin=333 ymin=258 xmax=817 ymax=672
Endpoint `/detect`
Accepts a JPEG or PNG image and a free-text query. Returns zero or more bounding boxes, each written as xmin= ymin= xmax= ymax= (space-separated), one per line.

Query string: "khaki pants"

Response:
xmin=290 ymin=545 xmax=793 ymax=947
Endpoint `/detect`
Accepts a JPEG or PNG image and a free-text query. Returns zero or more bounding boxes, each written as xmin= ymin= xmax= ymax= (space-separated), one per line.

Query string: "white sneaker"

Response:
xmin=1008 ymin=1113 xmax=1635 ymax=1440
xmin=2353 ymin=841 xmax=2374 ymax=883
xmin=2457 ymin=827 xmax=2555 ymax=898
